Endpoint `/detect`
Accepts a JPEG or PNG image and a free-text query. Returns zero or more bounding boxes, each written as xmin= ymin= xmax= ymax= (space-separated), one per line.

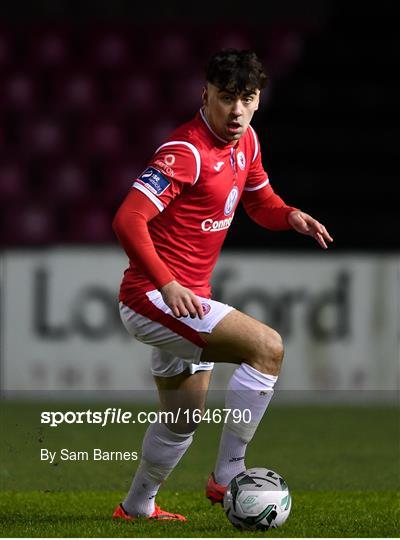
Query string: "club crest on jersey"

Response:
xmin=201 ymin=302 xmax=211 ymax=315
xmin=224 ymin=186 xmax=239 ymax=215
xmin=237 ymin=151 xmax=246 ymax=170
xmin=137 ymin=167 xmax=170 ymax=195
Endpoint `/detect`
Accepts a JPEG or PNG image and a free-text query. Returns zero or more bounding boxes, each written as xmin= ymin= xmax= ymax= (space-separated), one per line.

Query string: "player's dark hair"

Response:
xmin=205 ymin=48 xmax=267 ymax=94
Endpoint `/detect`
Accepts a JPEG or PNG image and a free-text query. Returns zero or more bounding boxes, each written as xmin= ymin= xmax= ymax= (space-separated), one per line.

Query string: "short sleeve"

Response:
xmin=132 ymin=141 xmax=201 ymax=212
xmin=244 ymin=126 xmax=270 ymax=193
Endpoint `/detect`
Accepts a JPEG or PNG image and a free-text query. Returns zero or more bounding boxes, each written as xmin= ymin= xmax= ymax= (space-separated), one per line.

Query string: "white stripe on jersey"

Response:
xmin=249 ymin=125 xmax=259 ymax=163
xmin=155 ymin=140 xmax=201 ymax=184
xmin=243 ymin=177 xmax=270 ymax=191
xmin=132 ymin=181 xmax=165 ymax=212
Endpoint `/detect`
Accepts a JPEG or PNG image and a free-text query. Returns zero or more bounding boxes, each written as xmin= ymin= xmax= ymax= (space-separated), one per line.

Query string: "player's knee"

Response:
xmin=268 ymin=330 xmax=284 ymax=366
xmin=251 ymin=328 xmax=284 ymax=375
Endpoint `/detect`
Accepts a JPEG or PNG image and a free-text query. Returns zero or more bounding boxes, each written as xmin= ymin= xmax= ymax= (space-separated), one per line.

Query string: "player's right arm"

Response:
xmin=112 ymin=144 xmax=204 ymax=319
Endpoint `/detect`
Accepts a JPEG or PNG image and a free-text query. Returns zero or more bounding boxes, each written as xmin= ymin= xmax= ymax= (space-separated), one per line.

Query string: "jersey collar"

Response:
xmin=199 ymin=108 xmax=236 ymax=147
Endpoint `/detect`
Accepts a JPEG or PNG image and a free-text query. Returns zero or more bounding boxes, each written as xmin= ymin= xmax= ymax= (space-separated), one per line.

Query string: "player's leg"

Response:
xmin=117 ymin=298 xmax=217 ymax=518
xmin=117 ymin=296 xmax=282 ymax=508
xmin=121 ymin=366 xmax=212 ymax=518
xmin=155 ymin=365 xmax=212 ymax=433
xmin=200 ymin=309 xmax=283 ymax=374
xmin=200 ymin=309 xmax=283 ymax=498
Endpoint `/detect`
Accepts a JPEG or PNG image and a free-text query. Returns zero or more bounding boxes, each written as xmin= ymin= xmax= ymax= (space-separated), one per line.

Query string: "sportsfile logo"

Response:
xmin=40 ymin=408 xmax=251 ymax=426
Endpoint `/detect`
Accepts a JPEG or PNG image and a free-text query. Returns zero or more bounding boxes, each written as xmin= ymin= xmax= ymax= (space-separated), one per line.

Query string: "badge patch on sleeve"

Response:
xmin=136 ymin=167 xmax=170 ymax=195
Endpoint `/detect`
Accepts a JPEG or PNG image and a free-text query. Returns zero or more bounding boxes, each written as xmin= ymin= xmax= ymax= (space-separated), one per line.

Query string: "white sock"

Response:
xmin=123 ymin=422 xmax=194 ymax=516
xmin=214 ymin=363 xmax=277 ymax=486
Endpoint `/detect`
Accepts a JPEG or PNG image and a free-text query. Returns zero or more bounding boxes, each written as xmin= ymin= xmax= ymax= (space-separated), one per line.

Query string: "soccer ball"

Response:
xmin=223 ymin=467 xmax=291 ymax=531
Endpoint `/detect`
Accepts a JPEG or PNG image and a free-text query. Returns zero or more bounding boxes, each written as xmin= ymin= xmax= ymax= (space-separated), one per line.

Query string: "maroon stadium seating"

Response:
xmin=0 ymin=23 xmax=318 ymax=245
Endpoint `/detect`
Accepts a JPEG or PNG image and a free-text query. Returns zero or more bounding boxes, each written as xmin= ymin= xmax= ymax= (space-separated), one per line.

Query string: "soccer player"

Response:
xmin=112 ymin=48 xmax=333 ymax=521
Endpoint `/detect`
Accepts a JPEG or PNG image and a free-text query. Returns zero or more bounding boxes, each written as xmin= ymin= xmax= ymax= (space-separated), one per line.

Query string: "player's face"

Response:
xmin=202 ymin=83 xmax=260 ymax=142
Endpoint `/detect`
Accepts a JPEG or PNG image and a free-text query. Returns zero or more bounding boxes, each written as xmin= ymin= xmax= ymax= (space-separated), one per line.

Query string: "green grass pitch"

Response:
xmin=1 ymin=401 xmax=399 ymax=537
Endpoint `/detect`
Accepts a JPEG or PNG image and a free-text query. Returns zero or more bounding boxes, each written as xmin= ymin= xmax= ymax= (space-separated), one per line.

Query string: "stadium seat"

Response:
xmin=64 ymin=204 xmax=114 ymax=243
xmin=22 ymin=115 xmax=66 ymax=157
xmin=55 ymin=71 xmax=100 ymax=113
xmin=102 ymin=158 xmax=143 ymax=208
xmin=87 ymin=30 xmax=130 ymax=71
xmin=2 ymin=202 xmax=56 ymax=244
xmin=79 ymin=116 xmax=125 ymax=158
xmin=28 ymin=28 xmax=71 ymax=70
xmin=148 ymin=118 xmax=177 ymax=149
xmin=111 ymin=74 xmax=159 ymax=114
xmin=171 ymin=71 xmax=204 ymax=116
xmin=39 ymin=158 xmax=91 ymax=204
xmin=0 ymin=160 xmax=27 ymax=203
xmin=148 ymin=31 xmax=191 ymax=72
xmin=2 ymin=72 xmax=37 ymax=111
xmin=0 ymin=31 xmax=11 ymax=70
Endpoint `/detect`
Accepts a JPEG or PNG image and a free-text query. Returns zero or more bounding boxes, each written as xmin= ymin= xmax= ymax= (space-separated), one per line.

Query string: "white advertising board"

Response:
xmin=0 ymin=249 xmax=398 ymax=399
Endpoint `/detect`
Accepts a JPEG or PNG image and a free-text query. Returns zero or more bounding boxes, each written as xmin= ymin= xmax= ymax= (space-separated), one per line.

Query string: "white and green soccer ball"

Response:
xmin=223 ymin=467 xmax=292 ymax=531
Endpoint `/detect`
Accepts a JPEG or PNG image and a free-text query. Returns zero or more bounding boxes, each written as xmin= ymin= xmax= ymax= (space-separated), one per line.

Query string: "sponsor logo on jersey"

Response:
xmin=237 ymin=151 xmax=246 ymax=170
xmin=224 ymin=186 xmax=239 ymax=216
xmin=154 ymin=159 xmax=174 ymax=177
xmin=137 ymin=167 xmax=170 ymax=195
xmin=214 ymin=161 xmax=224 ymax=172
xmin=164 ymin=154 xmax=175 ymax=166
xmin=201 ymin=214 xmax=234 ymax=232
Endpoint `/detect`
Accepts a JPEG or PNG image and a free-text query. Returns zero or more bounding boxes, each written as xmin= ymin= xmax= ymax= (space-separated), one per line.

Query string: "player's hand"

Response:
xmin=160 ymin=280 xmax=204 ymax=319
xmin=288 ymin=210 xmax=333 ymax=249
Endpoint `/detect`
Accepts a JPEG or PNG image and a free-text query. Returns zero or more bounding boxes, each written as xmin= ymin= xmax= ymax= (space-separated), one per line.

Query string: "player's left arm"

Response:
xmin=242 ymin=185 xmax=333 ymax=249
xmin=287 ymin=208 xmax=333 ymax=249
xmin=243 ymin=128 xmax=333 ymax=249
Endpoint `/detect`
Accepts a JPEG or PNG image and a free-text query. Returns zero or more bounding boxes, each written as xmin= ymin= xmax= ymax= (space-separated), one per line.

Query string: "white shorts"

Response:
xmin=119 ymin=289 xmax=234 ymax=378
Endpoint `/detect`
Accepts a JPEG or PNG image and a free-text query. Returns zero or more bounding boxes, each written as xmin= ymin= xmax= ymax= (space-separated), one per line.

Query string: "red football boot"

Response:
xmin=113 ymin=503 xmax=186 ymax=522
xmin=205 ymin=472 xmax=227 ymax=505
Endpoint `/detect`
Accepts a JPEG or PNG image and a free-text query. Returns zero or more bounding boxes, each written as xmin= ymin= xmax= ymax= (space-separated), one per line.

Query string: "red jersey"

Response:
xmin=119 ymin=109 xmax=290 ymax=302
